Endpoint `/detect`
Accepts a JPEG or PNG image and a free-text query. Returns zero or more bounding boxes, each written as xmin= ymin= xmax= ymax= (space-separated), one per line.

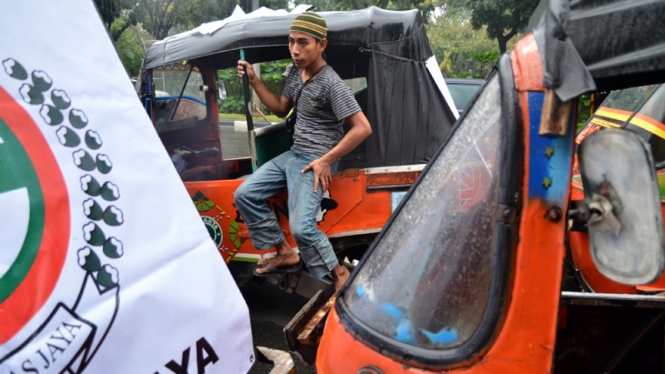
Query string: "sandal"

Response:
xmin=252 ymin=258 xmax=302 ymax=277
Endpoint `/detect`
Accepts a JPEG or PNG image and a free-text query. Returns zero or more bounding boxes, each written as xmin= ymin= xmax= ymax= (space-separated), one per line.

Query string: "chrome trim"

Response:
xmin=561 ymin=291 xmax=665 ymax=308
xmin=328 ymin=228 xmax=382 ymax=238
xmin=253 ymin=121 xmax=286 ymax=136
xmin=363 ymin=164 xmax=426 ymax=175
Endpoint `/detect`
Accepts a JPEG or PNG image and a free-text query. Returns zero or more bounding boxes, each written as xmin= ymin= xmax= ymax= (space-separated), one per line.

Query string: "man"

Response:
xmin=235 ymin=12 xmax=372 ymax=290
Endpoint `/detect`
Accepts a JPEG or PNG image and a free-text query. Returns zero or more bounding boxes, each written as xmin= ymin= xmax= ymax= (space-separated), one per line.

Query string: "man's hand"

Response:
xmin=237 ymin=60 xmax=257 ymax=84
xmin=302 ymin=158 xmax=333 ymax=193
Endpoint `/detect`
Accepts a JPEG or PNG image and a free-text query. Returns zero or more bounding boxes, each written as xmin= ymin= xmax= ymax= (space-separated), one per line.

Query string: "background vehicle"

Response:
xmin=138 ymin=7 xmax=458 ymax=295
xmin=444 ymin=78 xmax=483 ymax=115
xmin=307 ymin=0 xmax=665 ymax=373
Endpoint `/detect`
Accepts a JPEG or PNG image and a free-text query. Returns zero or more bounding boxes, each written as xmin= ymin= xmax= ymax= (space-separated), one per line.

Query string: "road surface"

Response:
xmin=242 ymin=281 xmax=318 ymax=374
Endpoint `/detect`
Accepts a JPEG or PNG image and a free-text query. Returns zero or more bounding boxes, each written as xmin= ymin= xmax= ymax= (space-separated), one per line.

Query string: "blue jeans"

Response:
xmin=234 ymin=148 xmax=340 ymax=279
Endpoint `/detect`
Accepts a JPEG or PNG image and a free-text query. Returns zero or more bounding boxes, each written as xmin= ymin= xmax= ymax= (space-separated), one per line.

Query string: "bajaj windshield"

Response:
xmin=343 ymin=76 xmax=502 ymax=350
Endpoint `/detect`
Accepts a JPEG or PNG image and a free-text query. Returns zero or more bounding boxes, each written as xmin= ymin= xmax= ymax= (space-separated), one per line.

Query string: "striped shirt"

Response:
xmin=282 ymin=66 xmax=361 ymax=155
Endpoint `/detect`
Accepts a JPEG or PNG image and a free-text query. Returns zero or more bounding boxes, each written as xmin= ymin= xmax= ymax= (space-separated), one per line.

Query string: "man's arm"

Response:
xmin=302 ymin=111 xmax=372 ymax=193
xmin=237 ymin=61 xmax=293 ymax=118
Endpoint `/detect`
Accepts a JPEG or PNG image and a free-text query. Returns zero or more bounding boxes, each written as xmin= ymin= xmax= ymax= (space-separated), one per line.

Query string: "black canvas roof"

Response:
xmin=529 ymin=0 xmax=665 ymax=101
xmin=143 ymin=7 xmax=426 ymax=73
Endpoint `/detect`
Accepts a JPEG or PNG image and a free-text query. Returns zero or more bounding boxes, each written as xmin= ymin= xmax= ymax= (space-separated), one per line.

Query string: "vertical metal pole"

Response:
xmin=240 ymin=50 xmax=255 ymax=132
xmin=250 ymin=0 xmax=261 ymax=114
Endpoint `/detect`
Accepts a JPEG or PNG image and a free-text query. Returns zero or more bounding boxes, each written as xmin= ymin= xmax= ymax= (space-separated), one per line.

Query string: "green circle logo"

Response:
xmin=0 ymin=118 xmax=44 ymax=303
xmin=0 ymin=81 xmax=70 ymax=345
xmin=202 ymin=216 xmax=223 ymax=248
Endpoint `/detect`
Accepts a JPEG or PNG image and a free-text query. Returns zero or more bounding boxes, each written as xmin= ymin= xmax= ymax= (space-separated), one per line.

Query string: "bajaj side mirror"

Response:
xmin=218 ymin=81 xmax=227 ymax=101
xmin=578 ymin=129 xmax=665 ymax=285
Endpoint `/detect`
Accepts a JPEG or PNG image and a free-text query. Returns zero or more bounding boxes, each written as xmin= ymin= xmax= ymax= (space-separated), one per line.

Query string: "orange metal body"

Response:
xmin=152 ymin=62 xmax=424 ymax=263
xmin=317 ymin=33 xmax=574 ymax=373
xmin=185 ymin=169 xmax=419 ymax=263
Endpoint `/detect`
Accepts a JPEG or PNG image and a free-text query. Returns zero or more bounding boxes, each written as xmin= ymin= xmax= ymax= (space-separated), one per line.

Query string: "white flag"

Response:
xmin=0 ymin=1 xmax=254 ymax=374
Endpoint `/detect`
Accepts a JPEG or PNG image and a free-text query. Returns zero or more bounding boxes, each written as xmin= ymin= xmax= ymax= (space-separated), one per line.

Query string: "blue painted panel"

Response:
xmin=527 ymin=92 xmax=574 ymax=203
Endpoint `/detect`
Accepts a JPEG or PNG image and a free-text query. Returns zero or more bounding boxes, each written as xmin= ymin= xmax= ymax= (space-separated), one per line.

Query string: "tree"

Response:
xmin=142 ymin=0 xmax=178 ymax=40
xmin=176 ymin=0 xmax=239 ymax=31
xmin=144 ymin=0 xmax=289 ymax=38
xmin=113 ymin=18 xmax=151 ymax=77
xmin=294 ymin=0 xmax=440 ymax=22
xmin=468 ymin=0 xmax=538 ymax=53
xmin=94 ymin=0 xmax=144 ymax=42
xmin=427 ymin=15 xmax=513 ymax=77
xmin=389 ymin=0 xmax=441 ymax=21
xmin=293 ymin=0 xmax=335 ymax=11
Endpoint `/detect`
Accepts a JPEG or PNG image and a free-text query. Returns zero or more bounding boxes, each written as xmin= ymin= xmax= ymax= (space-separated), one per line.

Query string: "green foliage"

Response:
xmin=439 ymin=51 xmax=453 ymax=76
xmin=141 ymin=0 xmax=195 ymax=40
xmin=259 ymin=60 xmax=290 ymax=100
xmin=577 ymin=95 xmax=591 ymax=133
xmin=161 ymin=0 xmax=292 ymax=37
xmin=468 ymin=0 xmax=538 ymax=53
xmin=265 ymin=0 xmax=291 ymax=11
xmin=388 ymin=0 xmax=441 ymax=21
xmin=218 ymin=68 xmax=245 ymax=114
xmin=219 ymin=96 xmax=246 ymax=115
xmin=176 ymin=0 xmax=243 ymax=32
xmin=94 ymin=0 xmax=144 ymax=42
xmin=470 ymin=50 xmax=500 ymax=77
xmin=112 ymin=18 xmax=149 ymax=78
xmin=217 ymin=60 xmax=291 ymax=115
xmin=293 ymin=0 xmax=335 ymax=11
xmin=427 ymin=15 xmax=516 ymax=78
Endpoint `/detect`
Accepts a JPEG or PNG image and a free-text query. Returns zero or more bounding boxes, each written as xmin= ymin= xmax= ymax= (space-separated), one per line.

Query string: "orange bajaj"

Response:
xmin=137 ymin=7 xmax=459 ymax=296
xmin=316 ymin=0 xmax=665 ymax=373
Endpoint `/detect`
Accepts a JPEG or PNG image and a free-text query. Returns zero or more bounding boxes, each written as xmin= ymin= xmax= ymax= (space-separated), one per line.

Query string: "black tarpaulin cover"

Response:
xmin=528 ymin=0 xmax=665 ymax=100
xmin=143 ymin=7 xmax=456 ymax=168
xmin=365 ymin=25 xmax=453 ymax=167
xmin=143 ymin=7 xmax=429 ymax=70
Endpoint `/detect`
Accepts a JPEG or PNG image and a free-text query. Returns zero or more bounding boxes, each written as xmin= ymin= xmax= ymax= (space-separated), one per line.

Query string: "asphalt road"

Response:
xmin=241 ymin=281 xmax=318 ymax=374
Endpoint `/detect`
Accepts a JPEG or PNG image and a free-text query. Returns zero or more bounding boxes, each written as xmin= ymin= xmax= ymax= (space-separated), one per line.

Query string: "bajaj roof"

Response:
xmin=143 ymin=7 xmax=426 ymax=71
xmin=528 ymin=0 xmax=665 ymax=101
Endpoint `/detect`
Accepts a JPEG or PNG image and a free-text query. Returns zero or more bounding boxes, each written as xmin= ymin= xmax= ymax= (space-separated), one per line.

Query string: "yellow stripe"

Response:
xmin=595 ymin=109 xmax=630 ymax=122
xmin=629 ymin=116 xmax=665 ymax=140
xmin=292 ymin=21 xmax=327 ymax=34
xmin=291 ymin=20 xmax=327 ymax=34
xmin=590 ymin=117 xmax=621 ymax=128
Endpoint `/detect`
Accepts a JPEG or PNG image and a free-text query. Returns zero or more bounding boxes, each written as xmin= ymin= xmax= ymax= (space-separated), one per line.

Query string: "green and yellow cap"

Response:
xmin=290 ymin=12 xmax=327 ymax=40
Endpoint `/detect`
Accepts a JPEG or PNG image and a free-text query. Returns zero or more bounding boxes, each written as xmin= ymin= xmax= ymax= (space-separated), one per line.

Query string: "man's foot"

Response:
xmin=254 ymin=251 xmax=300 ymax=275
xmin=331 ymin=264 xmax=350 ymax=291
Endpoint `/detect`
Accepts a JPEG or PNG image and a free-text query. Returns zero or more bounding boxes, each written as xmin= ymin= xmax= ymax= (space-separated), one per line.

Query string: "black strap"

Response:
xmin=293 ymin=64 xmax=328 ymax=109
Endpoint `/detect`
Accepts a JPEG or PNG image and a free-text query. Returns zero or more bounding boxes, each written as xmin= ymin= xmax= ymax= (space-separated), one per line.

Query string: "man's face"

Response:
xmin=289 ymin=31 xmax=325 ymax=69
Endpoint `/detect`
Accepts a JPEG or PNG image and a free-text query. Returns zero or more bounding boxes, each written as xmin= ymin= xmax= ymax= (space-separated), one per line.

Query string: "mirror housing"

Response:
xmin=578 ymin=129 xmax=665 ymax=285
xmin=217 ymin=81 xmax=227 ymax=101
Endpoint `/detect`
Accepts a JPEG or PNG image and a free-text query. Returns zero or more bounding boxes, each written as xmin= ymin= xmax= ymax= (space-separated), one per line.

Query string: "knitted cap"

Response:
xmin=290 ymin=12 xmax=327 ymax=40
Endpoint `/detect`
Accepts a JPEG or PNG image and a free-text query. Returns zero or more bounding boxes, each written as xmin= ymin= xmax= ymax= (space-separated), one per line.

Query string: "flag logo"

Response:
xmin=1 ymin=58 xmax=122 ymax=373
